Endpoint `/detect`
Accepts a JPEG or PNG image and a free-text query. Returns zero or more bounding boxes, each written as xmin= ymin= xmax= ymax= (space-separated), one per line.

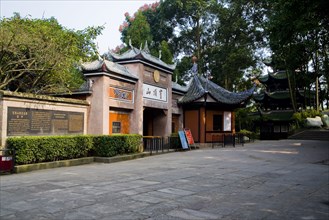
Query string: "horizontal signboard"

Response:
xmin=143 ymin=84 xmax=167 ymax=102
xmin=109 ymin=87 xmax=134 ymax=103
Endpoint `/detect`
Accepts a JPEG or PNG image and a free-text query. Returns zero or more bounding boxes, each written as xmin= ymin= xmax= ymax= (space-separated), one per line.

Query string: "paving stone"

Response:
xmin=0 ymin=140 xmax=328 ymax=219
xmin=157 ymin=187 xmax=195 ymax=196
xmin=167 ymin=208 xmax=219 ymax=219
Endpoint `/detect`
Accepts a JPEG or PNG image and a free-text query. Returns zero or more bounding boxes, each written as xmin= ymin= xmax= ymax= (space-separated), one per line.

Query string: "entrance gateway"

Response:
xmin=80 ymin=45 xmax=176 ymax=138
xmin=77 ymin=45 xmax=254 ymax=143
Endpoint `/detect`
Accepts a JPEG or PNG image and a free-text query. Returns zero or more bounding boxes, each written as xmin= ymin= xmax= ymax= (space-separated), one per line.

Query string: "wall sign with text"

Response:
xmin=143 ymin=83 xmax=167 ymax=102
xmin=109 ymin=87 xmax=134 ymax=103
xmin=7 ymin=107 xmax=84 ymax=136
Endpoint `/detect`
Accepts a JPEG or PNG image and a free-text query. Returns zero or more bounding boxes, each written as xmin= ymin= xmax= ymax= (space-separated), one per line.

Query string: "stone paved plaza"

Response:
xmin=1 ymin=140 xmax=328 ymax=220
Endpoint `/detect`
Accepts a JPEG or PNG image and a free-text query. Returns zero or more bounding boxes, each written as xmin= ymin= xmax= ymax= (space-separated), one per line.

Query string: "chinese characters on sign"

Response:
xmin=7 ymin=107 xmax=84 ymax=136
xmin=109 ymin=87 xmax=133 ymax=103
xmin=143 ymin=84 xmax=167 ymax=102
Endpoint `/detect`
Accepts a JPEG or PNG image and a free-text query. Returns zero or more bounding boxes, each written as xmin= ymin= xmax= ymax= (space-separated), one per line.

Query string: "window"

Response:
xmin=274 ymin=125 xmax=280 ymax=133
xmin=112 ymin=121 xmax=121 ymax=133
xmin=213 ymin=115 xmax=223 ymax=131
xmin=281 ymin=125 xmax=288 ymax=132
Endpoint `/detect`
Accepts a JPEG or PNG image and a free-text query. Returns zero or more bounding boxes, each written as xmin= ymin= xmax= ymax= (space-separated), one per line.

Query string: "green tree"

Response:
xmin=205 ymin=1 xmax=258 ymax=90
xmin=116 ymin=0 xmax=267 ymax=90
xmin=120 ymin=11 xmax=152 ymax=49
xmin=0 ymin=13 xmax=103 ymax=93
xmin=115 ymin=2 xmax=175 ymax=66
xmin=267 ymin=0 xmax=329 ymax=111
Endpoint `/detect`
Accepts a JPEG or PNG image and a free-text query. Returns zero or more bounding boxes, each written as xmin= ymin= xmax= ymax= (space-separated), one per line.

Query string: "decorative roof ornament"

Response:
xmin=128 ymin=38 xmax=133 ymax=49
xmin=144 ymin=41 xmax=150 ymax=54
xmin=96 ymin=50 xmax=102 ymax=61
xmin=159 ymin=50 xmax=162 ymax=60
xmin=191 ymin=56 xmax=198 ymax=75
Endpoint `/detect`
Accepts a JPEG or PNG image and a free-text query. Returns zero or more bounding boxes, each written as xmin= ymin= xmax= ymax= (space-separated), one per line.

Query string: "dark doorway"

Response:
xmin=143 ymin=108 xmax=166 ymax=136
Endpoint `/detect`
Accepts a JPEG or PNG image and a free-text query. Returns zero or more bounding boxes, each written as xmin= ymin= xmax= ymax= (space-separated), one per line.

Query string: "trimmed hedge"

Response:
xmin=93 ymin=134 xmax=142 ymax=157
xmin=6 ymin=135 xmax=93 ymax=165
xmin=6 ymin=134 xmax=142 ymax=165
xmin=170 ymin=133 xmax=181 ymax=149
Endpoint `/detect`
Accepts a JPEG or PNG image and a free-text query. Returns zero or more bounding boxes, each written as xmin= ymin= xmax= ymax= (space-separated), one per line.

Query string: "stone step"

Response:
xmin=288 ymin=130 xmax=329 ymax=141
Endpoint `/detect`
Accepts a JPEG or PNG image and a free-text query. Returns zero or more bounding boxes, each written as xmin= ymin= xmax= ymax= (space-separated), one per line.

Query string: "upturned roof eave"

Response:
xmin=81 ymin=59 xmax=138 ymax=81
xmin=109 ymin=48 xmax=176 ymax=71
xmin=178 ymin=75 xmax=254 ymax=106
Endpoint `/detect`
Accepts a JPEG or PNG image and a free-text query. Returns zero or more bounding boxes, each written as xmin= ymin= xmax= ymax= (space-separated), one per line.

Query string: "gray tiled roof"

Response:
xmin=81 ymin=59 xmax=138 ymax=80
xmin=178 ymin=75 xmax=255 ymax=105
xmin=108 ymin=47 xmax=176 ymax=71
xmin=258 ymin=70 xmax=287 ymax=83
xmin=172 ymin=81 xmax=188 ymax=93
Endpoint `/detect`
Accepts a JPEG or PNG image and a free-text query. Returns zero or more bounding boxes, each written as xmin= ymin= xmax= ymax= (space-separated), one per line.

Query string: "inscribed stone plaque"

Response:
xmin=7 ymin=107 xmax=84 ymax=136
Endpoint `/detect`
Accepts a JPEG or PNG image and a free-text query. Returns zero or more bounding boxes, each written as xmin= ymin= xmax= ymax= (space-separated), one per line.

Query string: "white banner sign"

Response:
xmin=223 ymin=111 xmax=232 ymax=131
xmin=143 ymin=84 xmax=167 ymax=102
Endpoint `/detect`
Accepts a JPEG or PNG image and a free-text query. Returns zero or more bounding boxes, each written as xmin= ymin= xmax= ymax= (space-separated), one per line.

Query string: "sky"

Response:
xmin=0 ymin=0 xmax=157 ymax=54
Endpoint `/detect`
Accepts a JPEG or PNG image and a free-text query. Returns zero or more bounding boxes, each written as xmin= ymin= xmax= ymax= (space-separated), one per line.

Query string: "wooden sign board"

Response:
xmin=178 ymin=131 xmax=189 ymax=150
xmin=184 ymin=128 xmax=195 ymax=145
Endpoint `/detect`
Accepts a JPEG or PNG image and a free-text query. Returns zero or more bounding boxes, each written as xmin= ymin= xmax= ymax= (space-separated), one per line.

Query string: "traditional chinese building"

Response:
xmin=80 ymin=45 xmax=176 ymax=137
xmin=76 ymin=45 xmax=254 ymax=143
xmin=253 ymin=70 xmax=316 ymax=139
xmin=177 ymin=63 xmax=255 ymax=143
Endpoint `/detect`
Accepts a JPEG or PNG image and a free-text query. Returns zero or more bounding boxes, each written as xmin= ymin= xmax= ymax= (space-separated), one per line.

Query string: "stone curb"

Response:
xmin=13 ymin=151 xmax=173 ymax=174
xmin=14 ymin=157 xmax=94 ymax=173
xmin=94 ymin=152 xmax=151 ymax=163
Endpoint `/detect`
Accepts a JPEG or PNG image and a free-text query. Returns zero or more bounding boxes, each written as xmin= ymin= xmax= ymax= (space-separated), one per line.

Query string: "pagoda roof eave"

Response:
xmin=81 ymin=59 xmax=138 ymax=81
xmin=258 ymin=70 xmax=288 ymax=84
xmin=178 ymin=75 xmax=255 ymax=106
xmin=253 ymin=90 xmax=291 ymax=101
xmin=109 ymin=47 xmax=176 ymax=71
xmin=259 ymin=110 xmax=294 ymax=121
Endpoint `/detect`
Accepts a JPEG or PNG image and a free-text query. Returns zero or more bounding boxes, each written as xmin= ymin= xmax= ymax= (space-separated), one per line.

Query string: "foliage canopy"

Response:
xmin=0 ymin=13 xmax=103 ymax=93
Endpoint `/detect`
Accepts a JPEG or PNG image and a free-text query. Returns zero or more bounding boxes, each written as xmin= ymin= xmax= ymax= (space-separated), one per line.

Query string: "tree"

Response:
xmin=205 ymin=1 xmax=259 ymax=90
xmin=0 ymin=13 xmax=103 ymax=94
xmin=120 ymin=11 xmax=152 ymax=49
xmin=115 ymin=0 xmax=267 ymax=91
xmin=115 ymin=2 xmax=175 ymax=65
xmin=267 ymin=0 xmax=329 ymax=111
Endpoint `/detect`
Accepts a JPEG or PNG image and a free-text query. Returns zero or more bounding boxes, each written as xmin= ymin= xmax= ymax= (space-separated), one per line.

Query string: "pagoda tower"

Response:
xmin=253 ymin=70 xmax=315 ymax=139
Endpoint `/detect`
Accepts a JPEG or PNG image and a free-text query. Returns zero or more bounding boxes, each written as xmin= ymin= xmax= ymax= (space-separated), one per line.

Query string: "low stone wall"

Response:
xmin=14 ymin=157 xmax=94 ymax=173
xmin=14 ymin=152 xmax=152 ymax=173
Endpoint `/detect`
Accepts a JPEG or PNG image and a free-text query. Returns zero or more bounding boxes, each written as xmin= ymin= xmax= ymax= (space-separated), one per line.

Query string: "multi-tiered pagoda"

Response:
xmin=253 ymin=70 xmax=315 ymax=139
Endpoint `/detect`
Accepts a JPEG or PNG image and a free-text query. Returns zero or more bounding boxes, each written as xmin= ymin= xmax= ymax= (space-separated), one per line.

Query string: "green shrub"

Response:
xmin=292 ymin=109 xmax=322 ymax=128
xmin=6 ymin=135 xmax=93 ymax=165
xmin=238 ymin=129 xmax=258 ymax=140
xmin=92 ymin=134 xmax=142 ymax=157
xmin=6 ymin=134 xmax=142 ymax=165
xmin=170 ymin=133 xmax=181 ymax=149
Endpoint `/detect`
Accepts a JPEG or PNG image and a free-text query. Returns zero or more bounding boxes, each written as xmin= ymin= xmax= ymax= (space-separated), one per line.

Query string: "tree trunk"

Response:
xmin=286 ymin=69 xmax=297 ymax=112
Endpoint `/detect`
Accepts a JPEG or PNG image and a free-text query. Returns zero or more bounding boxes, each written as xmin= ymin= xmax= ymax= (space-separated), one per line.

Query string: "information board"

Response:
xmin=184 ymin=128 xmax=195 ymax=145
xmin=7 ymin=107 xmax=84 ymax=136
xmin=178 ymin=131 xmax=189 ymax=149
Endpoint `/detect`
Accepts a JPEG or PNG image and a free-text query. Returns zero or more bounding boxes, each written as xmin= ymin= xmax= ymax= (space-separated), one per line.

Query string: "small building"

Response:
xmin=178 ymin=69 xmax=255 ymax=143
